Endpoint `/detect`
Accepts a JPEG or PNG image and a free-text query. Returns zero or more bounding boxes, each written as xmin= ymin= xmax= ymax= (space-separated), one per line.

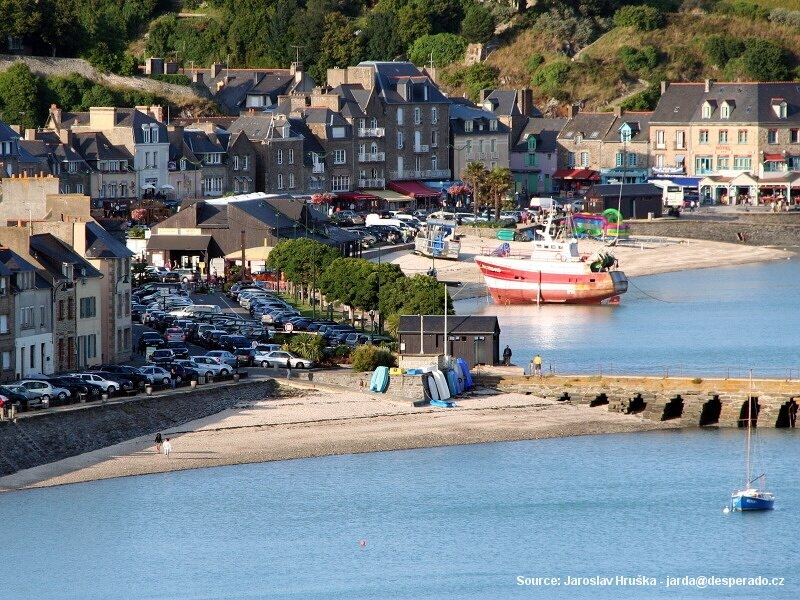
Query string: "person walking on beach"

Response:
xmin=503 ymin=345 xmax=512 ymax=366
xmin=154 ymin=432 xmax=163 ymax=454
xmin=163 ymin=438 xmax=172 ymax=457
xmin=533 ymin=354 xmax=543 ymax=378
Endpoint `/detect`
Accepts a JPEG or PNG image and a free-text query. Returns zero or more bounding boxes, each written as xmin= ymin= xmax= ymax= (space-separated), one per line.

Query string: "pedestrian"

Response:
xmin=163 ymin=437 xmax=172 ymax=457
xmin=170 ymin=366 xmax=177 ymax=389
xmin=154 ymin=432 xmax=163 ymax=454
xmin=533 ymin=354 xmax=542 ymax=378
xmin=503 ymin=345 xmax=512 ymax=366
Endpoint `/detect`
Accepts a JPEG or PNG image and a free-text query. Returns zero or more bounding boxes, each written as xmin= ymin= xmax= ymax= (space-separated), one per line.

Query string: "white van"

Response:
xmin=529 ymin=197 xmax=555 ymax=211
xmin=170 ymin=304 xmax=223 ymax=318
xmin=365 ymin=213 xmax=411 ymax=230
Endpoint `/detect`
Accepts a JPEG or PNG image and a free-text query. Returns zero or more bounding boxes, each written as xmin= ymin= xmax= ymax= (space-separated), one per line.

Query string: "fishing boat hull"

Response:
xmin=474 ymin=256 xmax=628 ymax=304
xmin=730 ymin=490 xmax=775 ymax=511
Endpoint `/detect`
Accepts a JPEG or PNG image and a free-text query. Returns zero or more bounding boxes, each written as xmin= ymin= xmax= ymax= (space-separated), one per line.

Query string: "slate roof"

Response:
xmin=0 ymin=121 xmax=20 ymax=143
xmin=72 ymin=132 xmax=133 ymax=162
xmin=358 ymin=62 xmax=449 ymax=104
xmin=184 ymin=129 xmax=225 ymax=155
xmin=84 ymin=221 xmax=134 ymax=259
xmin=327 ymin=85 xmax=368 ymax=118
xmin=0 ymin=247 xmax=36 ymax=272
xmin=398 ymin=315 xmax=500 ymax=335
xmin=512 ymin=118 xmax=567 ymax=153
xmin=228 ymin=113 xmax=301 ymax=141
xmin=30 ymin=233 xmax=102 ymax=281
xmin=449 ymin=103 xmax=510 ymax=136
xmin=602 ymin=112 xmax=653 ymax=143
xmin=560 ymin=112 xmax=616 ymax=141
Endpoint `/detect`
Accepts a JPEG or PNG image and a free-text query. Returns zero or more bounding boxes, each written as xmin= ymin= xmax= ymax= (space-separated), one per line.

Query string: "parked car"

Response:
xmin=164 ymin=363 xmax=199 ymax=383
xmin=139 ymin=365 xmax=172 ymax=385
xmin=173 ymin=268 xmax=197 ymax=283
xmin=259 ymin=351 xmax=313 ymax=369
xmin=204 ymin=350 xmax=239 ymax=367
xmin=17 ymin=379 xmax=71 ymax=406
xmin=232 ymin=347 xmax=257 ymax=367
xmin=164 ymin=341 xmax=190 ymax=359
xmin=190 ymin=356 xmax=233 ymax=376
xmin=97 ymin=365 xmax=149 ymax=389
xmin=44 ymin=376 xmax=93 ymax=403
xmin=85 ymin=372 xmax=135 ymax=393
xmin=164 ymin=327 xmax=187 ymax=342
xmin=0 ymin=384 xmax=40 ymax=411
xmin=148 ymin=348 xmax=176 ymax=365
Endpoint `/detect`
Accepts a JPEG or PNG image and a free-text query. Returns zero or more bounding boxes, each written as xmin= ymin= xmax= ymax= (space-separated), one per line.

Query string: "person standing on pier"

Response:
xmin=533 ymin=354 xmax=542 ymax=378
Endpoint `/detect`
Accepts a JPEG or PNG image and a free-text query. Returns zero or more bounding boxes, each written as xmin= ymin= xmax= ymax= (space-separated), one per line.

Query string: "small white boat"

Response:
xmin=414 ymin=218 xmax=460 ymax=260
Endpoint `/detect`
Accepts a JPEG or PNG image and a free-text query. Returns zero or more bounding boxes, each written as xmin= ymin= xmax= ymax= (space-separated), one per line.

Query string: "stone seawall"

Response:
xmin=0 ymin=380 xmax=277 ymax=477
xmin=630 ymin=213 xmax=800 ymax=248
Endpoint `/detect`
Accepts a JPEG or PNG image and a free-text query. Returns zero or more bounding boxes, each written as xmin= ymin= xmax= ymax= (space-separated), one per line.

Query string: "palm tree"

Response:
xmin=461 ymin=161 xmax=488 ymax=223
xmin=485 ymin=167 xmax=514 ymax=221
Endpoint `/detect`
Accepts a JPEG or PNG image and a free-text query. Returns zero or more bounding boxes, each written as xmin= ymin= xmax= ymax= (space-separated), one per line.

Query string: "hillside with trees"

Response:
xmin=2 ymin=0 xmax=800 ymax=117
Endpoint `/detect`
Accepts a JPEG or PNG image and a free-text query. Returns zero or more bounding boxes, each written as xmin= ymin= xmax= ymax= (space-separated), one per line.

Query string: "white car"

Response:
xmin=75 ymin=373 xmax=122 ymax=394
xmin=204 ymin=350 xmax=239 ymax=367
xmin=260 ymin=351 xmax=313 ymax=369
xmin=18 ymin=380 xmax=71 ymax=405
xmin=139 ymin=365 xmax=172 ymax=385
xmin=175 ymin=358 xmax=230 ymax=378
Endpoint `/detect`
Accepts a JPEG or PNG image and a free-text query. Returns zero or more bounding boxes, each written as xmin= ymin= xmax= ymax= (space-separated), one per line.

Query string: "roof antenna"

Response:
xmin=429 ymin=53 xmax=435 ymax=70
xmin=291 ymin=45 xmax=304 ymax=72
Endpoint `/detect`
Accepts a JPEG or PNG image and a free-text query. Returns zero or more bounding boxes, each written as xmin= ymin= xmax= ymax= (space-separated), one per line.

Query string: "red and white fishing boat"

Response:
xmin=474 ymin=216 xmax=628 ymax=304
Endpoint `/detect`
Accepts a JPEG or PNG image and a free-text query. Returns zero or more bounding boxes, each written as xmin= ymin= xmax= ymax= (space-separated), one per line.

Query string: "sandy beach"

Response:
xmin=0 ymin=235 xmax=793 ymax=492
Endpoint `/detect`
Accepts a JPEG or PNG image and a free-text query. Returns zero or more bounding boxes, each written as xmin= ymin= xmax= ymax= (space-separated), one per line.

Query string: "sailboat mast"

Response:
xmin=746 ymin=371 xmax=753 ymax=487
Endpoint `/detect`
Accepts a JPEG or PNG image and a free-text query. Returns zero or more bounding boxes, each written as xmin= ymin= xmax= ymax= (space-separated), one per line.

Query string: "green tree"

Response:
xmin=317 ymin=12 xmax=365 ymax=74
xmin=485 ymin=167 xmax=514 ymax=221
xmin=379 ymin=274 xmax=453 ymax=318
xmin=461 ymin=161 xmax=488 ymax=214
xmin=408 ymin=33 xmax=467 ymax=67
xmin=739 ymin=40 xmax=790 ymax=81
xmin=463 ymin=63 xmax=499 ymax=102
xmin=618 ymin=45 xmax=660 ymax=73
xmin=619 ymin=81 xmax=662 ymax=111
xmin=80 ymin=85 xmax=117 ymax=110
xmin=703 ymin=35 xmax=745 ymax=69
xmin=461 ymin=4 xmax=496 ymax=44
xmin=0 ymin=63 xmax=41 ymax=130
xmin=287 ymin=333 xmax=326 ymax=362
xmin=363 ymin=11 xmax=406 ymax=61
xmin=267 ymin=238 xmax=341 ymax=298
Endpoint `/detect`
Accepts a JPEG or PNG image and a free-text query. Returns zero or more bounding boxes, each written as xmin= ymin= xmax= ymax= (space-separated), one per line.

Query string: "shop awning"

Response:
xmin=552 ymin=169 xmax=600 ymax=180
xmin=372 ymin=189 xmax=415 ymax=203
xmin=336 ymin=191 xmax=380 ymax=201
xmin=388 ymin=180 xmax=440 ymax=199
xmin=763 ymin=153 xmax=785 ymax=161
xmin=147 ymin=235 xmax=211 ymax=251
xmin=224 ymin=246 xmax=273 ymax=261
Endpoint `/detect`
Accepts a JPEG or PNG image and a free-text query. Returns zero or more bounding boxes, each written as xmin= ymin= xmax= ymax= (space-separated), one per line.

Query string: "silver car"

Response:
xmin=18 ymin=380 xmax=71 ymax=406
xmin=260 ymin=351 xmax=313 ymax=369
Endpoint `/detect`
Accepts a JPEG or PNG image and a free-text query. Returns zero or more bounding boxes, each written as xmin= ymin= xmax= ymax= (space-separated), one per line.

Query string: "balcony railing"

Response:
xmin=389 ymin=169 xmax=451 ymax=180
xmin=358 ymin=127 xmax=385 ymax=138
xmin=414 ymin=144 xmax=430 ymax=153
xmin=312 ymin=164 xmax=325 ymax=173
xmin=358 ymin=152 xmax=385 ymax=162
xmin=358 ymin=178 xmax=385 ymax=188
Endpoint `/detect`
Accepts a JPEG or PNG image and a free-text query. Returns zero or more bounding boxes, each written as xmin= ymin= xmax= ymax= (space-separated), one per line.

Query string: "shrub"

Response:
xmin=351 ymin=344 xmax=396 ymax=372
xmin=461 ymin=4 xmax=496 ymax=44
xmin=526 ymin=53 xmax=544 ymax=73
xmin=613 ymin=5 xmax=665 ymax=31
xmin=531 ymin=61 xmax=571 ymax=96
xmin=770 ymin=8 xmax=800 ymax=27
xmin=463 ymin=63 xmax=499 ymax=102
xmin=618 ymin=45 xmax=660 ymax=73
xmin=715 ymin=1 xmax=769 ymax=21
xmin=533 ymin=5 xmax=600 ymax=49
xmin=408 ymin=34 xmax=467 ymax=67
xmin=704 ymin=35 xmax=744 ymax=68
xmin=740 ymin=39 xmax=790 ymax=81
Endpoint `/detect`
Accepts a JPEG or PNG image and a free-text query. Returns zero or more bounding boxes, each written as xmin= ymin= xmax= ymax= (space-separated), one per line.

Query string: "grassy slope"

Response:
xmin=471 ymin=10 xmax=800 ymax=113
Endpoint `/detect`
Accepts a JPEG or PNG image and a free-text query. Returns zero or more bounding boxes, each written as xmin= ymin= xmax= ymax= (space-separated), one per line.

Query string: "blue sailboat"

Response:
xmin=729 ymin=388 xmax=774 ymax=512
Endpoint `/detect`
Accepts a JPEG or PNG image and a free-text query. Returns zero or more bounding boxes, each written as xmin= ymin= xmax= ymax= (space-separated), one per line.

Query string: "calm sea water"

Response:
xmin=4 ymin=261 xmax=800 ymax=599
xmin=2 ymin=430 xmax=797 ymax=599
xmin=455 ymin=258 xmax=800 ymax=378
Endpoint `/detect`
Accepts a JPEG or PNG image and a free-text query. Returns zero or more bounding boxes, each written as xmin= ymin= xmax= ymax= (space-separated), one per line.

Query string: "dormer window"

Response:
xmin=141 ymin=124 xmax=150 ymax=143
xmin=772 ymin=99 xmax=788 ymax=119
xmin=180 ymin=158 xmax=187 ymax=171
xmin=283 ymin=124 xmax=290 ymax=138
xmin=464 ymin=120 xmax=473 ymax=133
xmin=527 ymin=135 xmax=537 ymax=152
xmin=702 ymin=100 xmax=716 ymax=119
xmin=575 ymin=134 xmax=583 ymax=144
xmin=489 ymin=119 xmax=498 ymax=131
xmin=720 ymin=100 xmax=734 ymax=119
xmin=151 ymin=125 xmax=159 ymax=143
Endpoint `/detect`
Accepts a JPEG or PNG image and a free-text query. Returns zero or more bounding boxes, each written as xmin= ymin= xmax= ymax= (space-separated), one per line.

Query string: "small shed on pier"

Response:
xmin=398 ymin=315 xmax=500 ymax=367
xmin=584 ymin=183 xmax=663 ymax=219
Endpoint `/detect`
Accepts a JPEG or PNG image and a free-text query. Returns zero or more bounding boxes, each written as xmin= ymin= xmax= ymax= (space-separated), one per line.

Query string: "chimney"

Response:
xmin=211 ymin=62 xmax=226 ymax=78
xmin=704 ymin=78 xmax=713 ymax=93
xmin=150 ymin=105 xmax=164 ymax=123
xmin=193 ymin=71 xmax=204 ymax=85
xmin=568 ymin=104 xmax=579 ymax=119
xmin=660 ymin=81 xmax=669 ymax=95
xmin=479 ymin=89 xmax=493 ymax=103
xmin=613 ymin=106 xmax=623 ymax=118
xmin=24 ymin=128 xmax=36 ymax=141
xmin=49 ymin=104 xmax=63 ymax=130
xmin=516 ymin=89 xmax=533 ymax=117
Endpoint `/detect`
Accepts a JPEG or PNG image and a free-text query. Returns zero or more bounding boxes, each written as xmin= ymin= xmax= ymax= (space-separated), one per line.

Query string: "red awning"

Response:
xmin=552 ymin=169 xmax=600 ymax=180
xmin=763 ymin=154 xmax=785 ymax=162
xmin=388 ymin=180 xmax=440 ymax=199
xmin=336 ymin=192 xmax=379 ymax=201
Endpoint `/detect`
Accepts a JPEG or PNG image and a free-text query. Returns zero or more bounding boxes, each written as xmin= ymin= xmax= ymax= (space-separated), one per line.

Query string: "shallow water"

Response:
xmin=2 ymin=429 xmax=797 ymax=599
